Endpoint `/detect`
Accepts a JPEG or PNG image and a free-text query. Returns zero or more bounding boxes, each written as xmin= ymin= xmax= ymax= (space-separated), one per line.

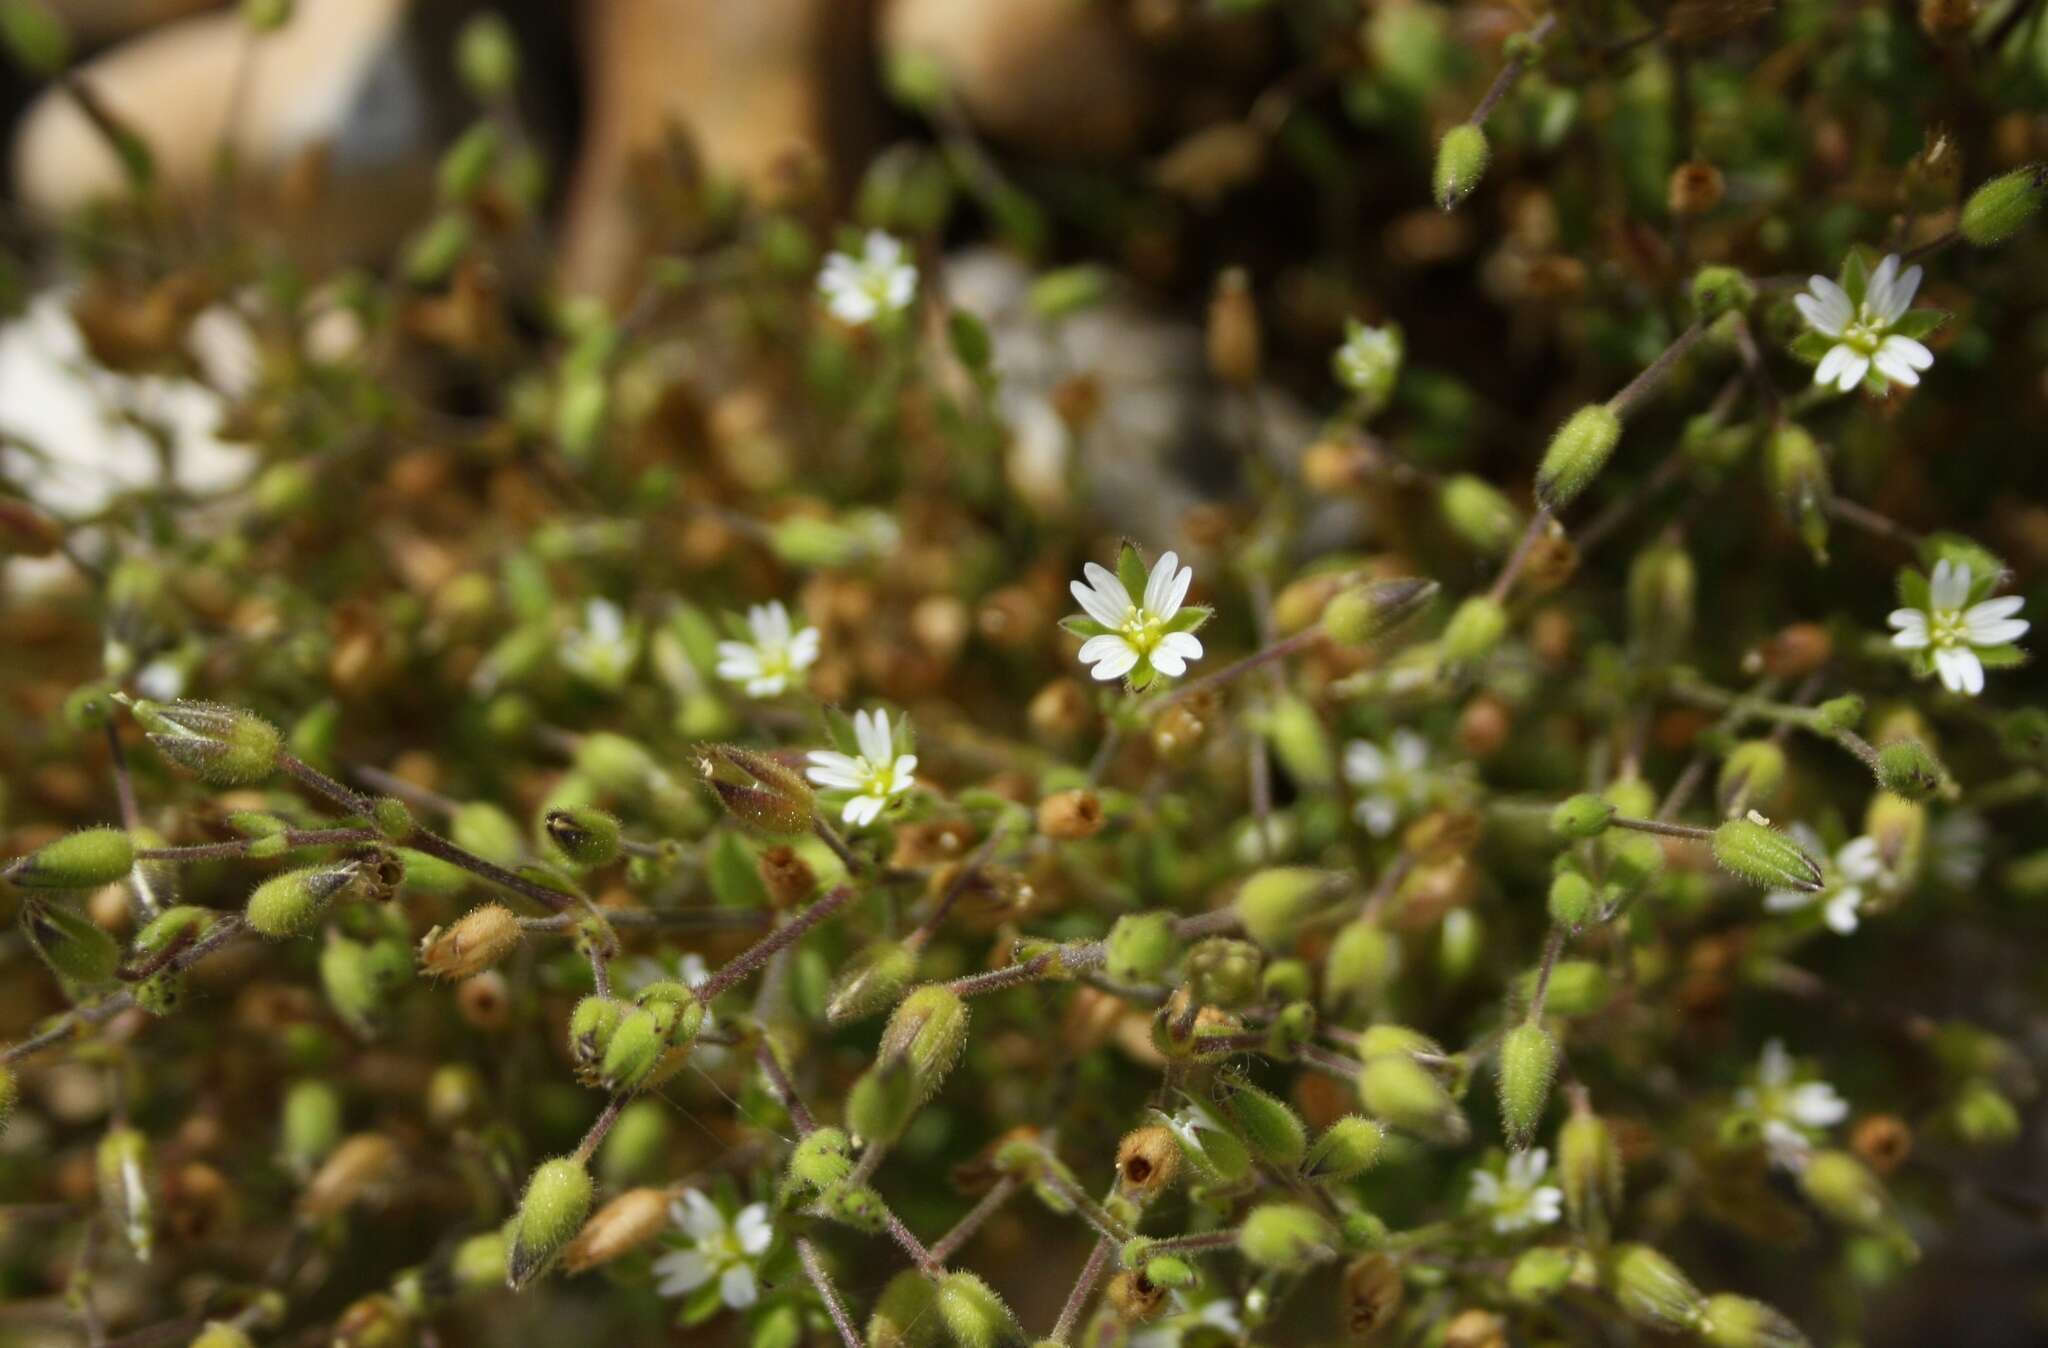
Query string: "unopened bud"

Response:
xmin=1239 ymin=1202 xmax=1334 ymax=1270
xmin=247 ymin=862 xmax=361 ymax=938
xmin=847 ymin=1060 xmax=920 ymax=1143
xmin=1303 ymin=1115 xmax=1386 ymax=1181
xmin=508 ymin=1157 xmax=594 ymax=1289
xmin=1798 ymin=1149 xmax=1913 ymax=1255
xmin=1767 ymin=423 xmax=1830 ymax=561
xmin=1441 ymin=475 xmax=1524 ymax=556
xmin=1875 ymin=738 xmax=1945 ymax=801
xmin=1814 ymin=694 xmax=1865 ymax=732
xmin=1628 ymin=536 xmax=1696 ymax=659
xmin=1218 ymin=1076 xmax=1308 ymax=1169
xmin=1959 ymin=164 xmax=2046 ymax=247
xmin=451 ymin=1231 xmax=508 ymax=1291
xmin=1184 ymin=936 xmax=1264 ymax=1008
xmin=1607 ymin=1244 xmax=1707 ymax=1332
xmin=1236 ymin=867 xmax=1332 ymax=949
xmin=545 ymin=807 xmax=621 ymax=867
xmin=1508 ymin=1247 xmax=1577 ymax=1303
xmin=1559 ymin=1111 xmax=1622 ymax=1232
xmin=880 ymin=985 xmax=969 ymax=1098
xmin=1951 ymin=1077 xmax=2021 ymax=1146
xmin=280 ymin=1079 xmax=343 ymax=1178
xmin=697 ymin=744 xmax=814 ymax=835
xmin=562 ymin=1187 xmax=669 ymax=1273
xmin=21 ymin=898 xmax=120 ymax=984
xmin=937 ymin=1271 xmax=1021 ymax=1348
xmin=1434 ymin=124 xmax=1490 ymax=209
xmin=1441 ymin=595 xmax=1509 ymax=666
xmin=1690 ymin=264 xmax=1755 ymax=320
xmin=1105 ymin=911 xmax=1178 ymax=984
xmin=1712 ymin=816 xmax=1823 ymax=892
xmin=1550 ymin=794 xmax=1614 ymax=841
xmin=1357 ymin=1052 xmax=1467 ymax=1146
xmin=418 ymin=902 xmax=522 ymax=980
xmin=1498 ymin=1022 xmax=1558 ymax=1150
xmin=1718 ymin=740 xmax=1788 ymax=813
xmin=1322 ymin=576 xmax=1439 ymax=646
xmin=600 ymin=1007 xmax=668 ymax=1093
xmin=867 ymin=1270 xmax=943 ymax=1348
xmin=568 ymin=995 xmax=625 ymax=1085
xmin=1536 ymin=405 xmax=1623 ymax=510
xmin=1701 ymin=1294 xmax=1811 ymax=1348
xmin=1548 ymin=869 xmax=1597 ymax=929
xmin=826 ymin=941 xmax=918 ymax=1023
xmin=5 ymin=826 xmax=134 ymax=889
xmin=134 ymin=699 xmax=280 ymax=785
xmin=788 ymin=1125 xmax=855 ymax=1195
xmin=1324 ymin=920 xmax=1400 ymax=1013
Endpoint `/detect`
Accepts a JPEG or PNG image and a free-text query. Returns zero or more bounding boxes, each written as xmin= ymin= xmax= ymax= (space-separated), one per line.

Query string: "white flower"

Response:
xmin=1887 ymin=559 xmax=2028 ymax=696
xmin=1068 ymin=550 xmax=1206 ymax=686
xmin=1795 ymin=254 xmax=1935 ymax=393
xmin=715 ymin=601 xmax=821 ymax=699
xmin=805 ymin=708 xmax=917 ymax=828
xmin=560 ymin=599 xmax=642 ymax=692
xmin=1764 ymin=833 xmax=1894 ymax=934
xmin=653 ymin=1190 xmax=774 ymax=1309
xmin=1735 ymin=1039 xmax=1847 ymax=1170
xmin=1333 ymin=320 xmax=1402 ymax=410
xmin=1343 ymin=729 xmax=1431 ymax=837
xmin=818 ymin=230 xmax=917 ymax=326
xmin=1467 ymin=1147 xmax=1564 ymax=1234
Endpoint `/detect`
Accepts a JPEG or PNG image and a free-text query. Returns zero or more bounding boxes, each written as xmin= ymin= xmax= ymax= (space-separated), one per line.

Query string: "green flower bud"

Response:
xmin=451 ymin=802 xmax=524 ymax=868
xmin=133 ymin=699 xmax=280 ymax=785
xmin=370 ymin=797 xmax=413 ymax=841
xmin=190 ymin=1322 xmax=257 ymax=1348
xmin=1508 ymin=1247 xmax=1577 ymax=1304
xmin=827 ymin=940 xmax=919 ymax=1023
xmin=598 ymin=1099 xmax=671 ymax=1184
xmin=1951 ymin=1077 xmax=2020 ymax=1146
xmin=1558 ymin=1111 xmax=1622 ymax=1233
xmin=1628 ymin=536 xmax=1696 ymax=660
xmin=1440 ymin=595 xmax=1509 ymax=665
xmin=0 ymin=1064 xmax=16 ymax=1134
xmin=1717 ymin=740 xmax=1787 ymax=813
xmin=1261 ymin=959 xmax=1313 ymax=1003
xmin=9 ymin=826 xmax=136 ymax=891
xmin=1218 ymin=1076 xmax=1308 ymax=1169
xmin=1498 ymin=1022 xmax=1559 ymax=1149
xmin=1184 ymin=936 xmax=1265 ymax=1007
xmin=1324 ymin=921 xmax=1400 ymax=1013
xmin=1813 ymin=695 xmax=1864 ymax=732
xmin=938 ymin=1271 xmax=1021 ymax=1348
xmin=867 ymin=1269 xmax=944 ymax=1348
xmin=1142 ymin=1254 xmax=1196 ymax=1288
xmin=1798 ymin=1149 xmax=1913 ymax=1255
xmin=1875 ymin=739 xmax=1945 ymax=801
xmin=1235 ymin=867 xmax=1332 ymax=950
xmin=1106 ymin=911 xmax=1179 ymax=984
xmin=1690 ymin=265 xmax=1756 ymax=320
xmin=1532 ymin=960 xmax=1612 ymax=1017
xmin=1959 ymin=164 xmax=2046 ymax=246
xmin=281 ymin=1079 xmax=343 ymax=1178
xmin=247 ymin=862 xmax=362 ymax=938
xmin=1767 ymin=423 xmax=1830 ymax=561
xmin=1536 ymin=404 xmax=1623 ymax=510
xmin=697 ymin=744 xmax=815 ymax=836
xmin=1712 ymin=816 xmax=1823 ymax=892
xmin=1433 ymin=123 xmax=1490 ymax=209
xmin=880 ymin=985 xmax=969 ymax=1099
xmin=600 ymin=1008 xmax=668 ymax=1094
xmin=813 ymin=1181 xmax=886 ymax=1234
xmin=847 ymin=1060 xmax=920 ymax=1144
xmin=543 ymin=806 xmax=621 ymax=867
xmin=97 ymin=1125 xmax=154 ymax=1262
xmin=437 ymin=121 xmax=500 ymax=204
xmin=1606 ymin=1244 xmax=1706 ymax=1332
xmin=1547 ymin=870 xmax=1596 ymax=929
xmin=1549 ymin=794 xmax=1614 ymax=841
xmin=62 ymin=683 xmax=117 ymax=732
xmin=507 ymin=1157 xmax=594 ymax=1289
xmin=787 ymin=1125 xmax=855 ymax=1195
xmin=1599 ymin=831 xmax=1666 ymax=897
xmin=450 ymin=1231 xmax=508 ymax=1292
xmin=1603 ymin=776 xmax=1657 ymax=819
xmin=0 ymin=0 xmax=71 ymax=75
xmin=1440 ymin=475 xmax=1524 ymax=556
xmin=426 ymin=1065 xmax=487 ymax=1129
xmin=241 ymin=0 xmax=292 ymax=32
xmin=1357 ymin=1054 xmax=1468 ymax=1145
xmin=456 ymin=11 xmax=518 ymax=99
xmin=1701 ymin=1294 xmax=1811 ymax=1348
xmin=1321 ymin=577 xmax=1439 ymax=646
xmin=1238 ymin=1202 xmax=1334 ymax=1271
xmin=1303 ymin=1115 xmax=1387 ymax=1181
xmin=568 ymin=995 xmax=626 ymax=1084
xmin=1157 ymin=1105 xmax=1251 ymax=1183
xmin=20 ymin=898 xmax=120 ymax=984
xmin=320 ymin=934 xmax=408 ymax=1039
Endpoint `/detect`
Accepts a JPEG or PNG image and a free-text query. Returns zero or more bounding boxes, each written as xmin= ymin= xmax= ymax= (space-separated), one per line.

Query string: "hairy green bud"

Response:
xmin=1498 ymin=1022 xmax=1559 ymax=1149
xmin=1548 ymin=870 xmax=1597 ymax=929
xmin=827 ymin=940 xmax=919 ymax=1024
xmin=1321 ymin=576 xmax=1439 ymax=646
xmin=1106 ymin=911 xmax=1179 ymax=984
xmin=451 ymin=802 xmax=524 ymax=868
xmin=1357 ymin=1053 xmax=1468 ymax=1146
xmin=1550 ymin=793 xmax=1614 ymax=841
xmin=1235 ymin=867 xmax=1331 ymax=950
xmin=600 ymin=1008 xmax=668 ymax=1094
xmin=568 ymin=995 xmax=625 ymax=1085
xmin=1712 ymin=816 xmax=1823 ymax=892
xmin=320 ymin=934 xmax=409 ymax=1039
xmin=1959 ymin=164 xmax=2046 ymax=247
xmin=1701 ymin=1294 xmax=1812 ymax=1348
xmin=938 ymin=1271 xmax=1021 ymax=1348
xmin=1218 ymin=1076 xmax=1308 ymax=1169
xmin=847 ymin=1060 xmax=920 ymax=1144
xmin=880 ymin=985 xmax=969 ymax=1099
xmin=1767 ymin=423 xmax=1830 ymax=561
xmin=1690 ymin=265 xmax=1756 ymax=320
xmin=1441 ymin=474 xmax=1524 ymax=556
xmin=1951 ymin=1077 xmax=2021 ymax=1146
xmin=697 ymin=744 xmax=815 ymax=835
xmin=6 ymin=826 xmax=134 ymax=889
xmin=134 ymin=699 xmax=280 ymax=785
xmin=1238 ymin=1202 xmax=1334 ymax=1271
xmin=598 ymin=1099 xmax=672 ymax=1184
xmin=1184 ymin=936 xmax=1265 ymax=1007
xmin=1536 ymin=404 xmax=1623 ymax=510
xmin=1303 ymin=1115 xmax=1386 ymax=1181
xmin=1628 ymin=536 xmax=1696 ymax=660
xmin=450 ymin=1231 xmax=508 ymax=1292
xmin=787 ymin=1125 xmax=855 ymax=1195
xmin=1508 ymin=1246 xmax=1578 ymax=1304
xmin=281 ymin=1079 xmax=343 ymax=1178
xmin=1558 ymin=1111 xmax=1622 ymax=1233
xmin=1813 ymin=694 xmax=1864 ymax=732
xmin=247 ymin=862 xmax=362 ymax=938
xmin=1440 ymin=595 xmax=1508 ymax=666
xmin=21 ymin=898 xmax=120 ymax=984
xmin=1433 ymin=123 xmax=1490 ymax=209
xmin=867 ymin=1269 xmax=943 ymax=1348
xmin=1875 ymin=738 xmax=1945 ymax=801
xmin=1717 ymin=740 xmax=1787 ymax=813
xmin=1798 ymin=1149 xmax=1914 ymax=1256
xmin=1606 ymin=1244 xmax=1706 ymax=1332
xmin=544 ymin=806 xmax=621 ymax=867
xmin=371 ymin=797 xmax=414 ymax=841
xmin=507 ymin=1157 xmax=593 ymax=1290
xmin=1324 ymin=921 xmax=1400 ymax=1013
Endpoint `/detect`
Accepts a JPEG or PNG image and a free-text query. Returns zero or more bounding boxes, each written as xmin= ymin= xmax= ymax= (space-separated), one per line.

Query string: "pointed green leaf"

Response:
xmin=1116 ymin=543 xmax=1148 ymax=605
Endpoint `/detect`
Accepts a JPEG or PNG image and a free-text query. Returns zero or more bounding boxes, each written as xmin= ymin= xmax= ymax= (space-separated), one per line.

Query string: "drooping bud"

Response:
xmin=1701 ymin=1294 xmax=1812 ymax=1348
xmin=1959 ymin=164 xmax=2046 ymax=247
xmin=937 ymin=1271 xmax=1022 ymax=1348
xmin=5 ymin=827 xmax=134 ymax=889
xmin=600 ymin=1007 xmax=669 ymax=1094
xmin=451 ymin=802 xmax=524 ymax=868
xmin=1238 ymin=1202 xmax=1334 ymax=1271
xmin=1433 ymin=124 xmax=1490 ymax=209
xmin=1767 ymin=423 xmax=1830 ymax=562
xmin=787 ymin=1126 xmax=855 ymax=1195
xmin=1559 ymin=1111 xmax=1623 ymax=1233
xmin=818 ymin=1181 xmax=889 ymax=1232
xmin=280 ymin=1079 xmax=343 ymax=1178
xmin=1440 ymin=596 xmax=1509 ymax=666
xmin=696 ymin=744 xmax=814 ymax=835
xmin=544 ymin=807 xmax=622 ymax=867
xmin=1303 ymin=1115 xmax=1387 ymax=1181
xmin=1115 ymin=1125 xmax=1182 ymax=1200
xmin=879 ymin=985 xmax=969 ymax=1098
xmin=826 ymin=940 xmax=918 ymax=1023
xmin=418 ymin=902 xmax=523 ymax=980
xmin=598 ymin=1099 xmax=671 ymax=1184
xmin=1628 ymin=535 xmax=1696 ymax=660
xmin=1813 ymin=695 xmax=1864 ymax=732
xmin=320 ymin=933 xmax=411 ymax=1039
xmin=247 ymin=862 xmax=362 ymax=938
xmin=371 ymin=797 xmax=413 ymax=841
xmin=847 ymin=1060 xmax=920 ymax=1144
xmin=1536 ymin=405 xmax=1623 ymax=510
xmin=20 ymin=898 xmax=120 ymax=984
xmin=867 ymin=1270 xmax=944 ymax=1348
xmin=1322 ymin=577 xmax=1439 ymax=646
xmin=97 ymin=1125 xmax=154 ymax=1262
xmin=1440 ymin=475 xmax=1524 ymax=556
xmin=568 ymin=995 xmax=625 ymax=1085
xmin=1712 ymin=816 xmax=1823 ymax=892
xmin=1717 ymin=740 xmax=1788 ymax=813
xmin=1549 ymin=794 xmax=1614 ymax=841
xmin=1218 ymin=1076 xmax=1308 ymax=1169
xmin=1875 ymin=739 xmax=1945 ymax=801
xmin=132 ymin=699 xmax=280 ymax=785
xmin=1548 ymin=870 xmax=1596 ymax=929
xmin=456 ymin=10 xmax=519 ymax=99
xmin=1498 ymin=1022 xmax=1559 ymax=1150
xmin=1357 ymin=1051 xmax=1468 ymax=1145
xmin=562 ymin=1187 xmax=670 ymax=1273
xmin=507 ymin=1157 xmax=595 ymax=1289
xmin=1235 ymin=867 xmax=1332 ymax=949
xmin=1606 ymin=1244 xmax=1707 ymax=1332
xmin=1105 ymin=911 xmax=1179 ymax=984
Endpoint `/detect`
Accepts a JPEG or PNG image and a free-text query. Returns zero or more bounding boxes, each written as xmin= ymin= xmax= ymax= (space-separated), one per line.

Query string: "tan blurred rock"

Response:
xmin=12 ymin=0 xmax=431 ymax=259
xmin=882 ymin=0 xmax=1152 ymax=161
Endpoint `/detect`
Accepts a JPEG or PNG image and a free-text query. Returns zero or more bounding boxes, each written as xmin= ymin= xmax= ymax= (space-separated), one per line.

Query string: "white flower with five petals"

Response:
xmin=1467 ymin=1148 xmax=1564 ymax=1234
xmin=559 ymin=598 xmax=642 ymax=692
xmin=805 ymin=708 xmax=917 ymax=828
xmin=1343 ymin=729 xmax=1432 ymax=837
xmin=1066 ymin=548 xmax=1209 ymax=689
xmin=715 ymin=601 xmax=821 ymax=699
xmin=1887 ymin=558 xmax=2028 ymax=697
xmin=653 ymin=1190 xmax=773 ymax=1309
xmin=1735 ymin=1039 xmax=1847 ymax=1170
xmin=818 ymin=230 xmax=917 ymax=326
xmin=1794 ymin=253 xmax=1937 ymax=393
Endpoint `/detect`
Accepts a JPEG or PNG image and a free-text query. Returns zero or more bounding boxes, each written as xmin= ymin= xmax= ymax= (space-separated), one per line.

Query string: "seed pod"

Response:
xmin=1106 ymin=1270 xmax=1167 ymax=1323
xmin=1702 ymin=1294 xmax=1812 ymax=1348
xmin=1549 ymin=794 xmax=1614 ymax=841
xmin=600 ymin=1008 xmax=668 ymax=1094
xmin=1536 ymin=405 xmax=1624 ymax=510
xmin=599 ymin=1099 xmax=672 ymax=1184
xmin=847 ymin=1060 xmax=920 ymax=1144
xmin=1440 ymin=475 xmax=1524 ymax=556
xmin=299 ymin=1133 xmax=400 ymax=1219
xmin=562 ymin=1187 xmax=669 ymax=1273
xmin=451 ymin=1231 xmax=509 ymax=1292
xmin=1322 ymin=577 xmax=1439 ymax=646
xmin=280 ymin=1079 xmax=343 ymax=1178
xmin=1712 ymin=817 xmax=1822 ymax=892
xmin=937 ymin=1271 xmax=1021 ymax=1348
xmin=1235 ymin=867 xmax=1331 ymax=950
xmin=1959 ymin=164 xmax=2046 ymax=247
xmin=418 ymin=903 xmax=523 ymax=981
xmin=1628 ymin=536 xmax=1696 ymax=661
xmin=787 ymin=1126 xmax=855 ymax=1195
xmin=21 ymin=898 xmax=120 ymax=984
xmin=1508 ymin=1247 xmax=1576 ymax=1303
xmin=1239 ymin=1202 xmax=1334 ymax=1271
xmin=544 ymin=807 xmax=622 ymax=867
xmin=1106 ymin=911 xmax=1178 ymax=984
xmin=1606 ymin=1244 xmax=1707 ymax=1332
xmin=1498 ymin=1023 xmax=1559 ymax=1150
xmin=867 ymin=1269 xmax=943 ymax=1348
xmin=758 ymin=844 xmax=816 ymax=907
xmin=568 ymin=995 xmax=626 ymax=1084
xmin=1668 ymin=160 xmax=1726 ymax=215
xmin=1558 ymin=1111 xmax=1623 ymax=1234
xmin=1548 ymin=870 xmax=1596 ymax=929
xmin=1115 ymin=1125 xmax=1182 ymax=1199
xmin=1342 ymin=1252 xmax=1405 ymax=1341
xmin=1303 ymin=1115 xmax=1386 ymax=1181
xmin=1206 ymin=268 xmax=1261 ymax=386
xmin=1357 ymin=1054 xmax=1468 ymax=1146
xmin=247 ymin=863 xmax=361 ymax=938
xmin=507 ymin=1157 xmax=594 ymax=1290
xmin=1875 ymin=739 xmax=1945 ymax=801
xmin=1440 ymin=596 xmax=1508 ymax=666
xmin=5 ymin=827 xmax=135 ymax=889
xmin=1433 ymin=124 xmax=1490 ymax=209
xmin=827 ymin=941 xmax=919 ymax=1024
xmin=1218 ymin=1076 xmax=1308 ymax=1169
xmin=97 ymin=1126 xmax=154 ymax=1262
xmin=880 ymin=985 xmax=969 ymax=1099
xmin=133 ymin=699 xmax=281 ymax=785
xmin=696 ymin=744 xmax=814 ymax=835
xmin=1690 ymin=264 xmax=1755 ymax=320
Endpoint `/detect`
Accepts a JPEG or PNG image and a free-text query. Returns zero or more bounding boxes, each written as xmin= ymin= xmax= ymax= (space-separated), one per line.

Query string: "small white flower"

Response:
xmin=560 ymin=598 xmax=642 ymax=692
xmin=1343 ymin=729 xmax=1431 ymax=837
xmin=1735 ymin=1039 xmax=1847 ymax=1170
xmin=1764 ymin=833 xmax=1895 ymax=934
xmin=818 ymin=230 xmax=917 ymax=326
xmin=1067 ymin=550 xmax=1207 ymax=687
xmin=1887 ymin=559 xmax=2028 ymax=697
xmin=1467 ymin=1147 xmax=1564 ymax=1234
xmin=1332 ymin=320 xmax=1403 ymax=411
xmin=805 ymin=708 xmax=917 ymax=828
xmin=1795 ymin=253 xmax=1935 ymax=393
xmin=653 ymin=1190 xmax=774 ymax=1309
xmin=715 ymin=601 xmax=821 ymax=699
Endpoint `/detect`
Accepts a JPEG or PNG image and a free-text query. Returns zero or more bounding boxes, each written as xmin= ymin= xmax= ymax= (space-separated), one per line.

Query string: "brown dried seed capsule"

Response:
xmin=456 ymin=971 xmax=513 ymax=1030
xmin=1919 ymin=0 xmax=1976 ymax=38
xmin=1106 ymin=1271 xmax=1168 ymax=1323
xmin=299 ymin=1134 xmax=400 ymax=1219
xmin=1456 ymin=693 xmax=1512 ymax=757
xmin=1037 ymin=789 xmax=1105 ymax=841
xmin=758 ymin=845 xmax=817 ymax=909
xmin=1444 ymin=1309 xmax=1508 ymax=1348
xmin=1116 ymin=1125 xmax=1183 ymax=1199
xmin=1668 ymin=160 xmax=1726 ymax=216
xmin=418 ymin=903 xmax=522 ymax=980
xmin=562 ymin=1187 xmax=671 ymax=1272
xmin=1851 ymin=1114 xmax=1914 ymax=1175
xmin=1027 ymin=678 xmax=1094 ymax=744
xmin=1206 ymin=268 xmax=1261 ymax=386
xmin=1747 ymin=622 xmax=1832 ymax=679
xmin=1301 ymin=439 xmax=1376 ymax=494
xmin=1342 ymin=1252 xmax=1405 ymax=1340
xmin=1150 ymin=698 xmax=1213 ymax=763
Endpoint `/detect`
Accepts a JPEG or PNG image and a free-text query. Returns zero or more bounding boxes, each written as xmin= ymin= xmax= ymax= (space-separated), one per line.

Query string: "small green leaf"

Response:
xmin=1974 ymin=644 xmax=2027 ymax=669
xmin=707 ymin=831 xmax=770 ymax=908
xmin=1059 ymin=615 xmax=1110 ymax=639
xmin=1167 ymin=604 xmax=1213 ymax=634
xmin=1116 ymin=543 xmax=1149 ymax=605
xmin=947 ymin=310 xmax=993 ymax=375
xmin=1838 ymin=249 xmax=1869 ymax=305
xmin=1897 ymin=567 xmax=1929 ymax=611
xmin=1891 ymin=309 xmax=1947 ymax=340
xmin=1788 ymin=331 xmax=1837 ymax=363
